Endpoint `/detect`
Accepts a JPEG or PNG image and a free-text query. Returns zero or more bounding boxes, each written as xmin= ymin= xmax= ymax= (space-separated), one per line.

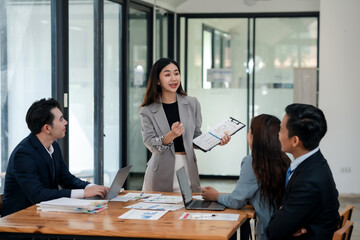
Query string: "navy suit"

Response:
xmin=266 ymin=150 xmax=339 ymax=240
xmin=1 ymin=133 xmax=89 ymax=217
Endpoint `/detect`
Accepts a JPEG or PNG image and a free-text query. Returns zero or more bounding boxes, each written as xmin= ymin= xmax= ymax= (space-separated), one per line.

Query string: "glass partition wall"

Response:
xmin=0 ymin=0 xmax=51 ymax=192
xmin=68 ymin=0 xmax=95 ymax=182
xmin=185 ymin=18 xmax=249 ymax=176
xmin=254 ymin=18 xmax=318 ymax=118
xmin=127 ymin=5 xmax=151 ymax=179
xmin=181 ymin=15 xmax=318 ymax=177
xmin=103 ymin=1 xmax=122 ymax=186
xmin=155 ymin=8 xmax=168 ymax=59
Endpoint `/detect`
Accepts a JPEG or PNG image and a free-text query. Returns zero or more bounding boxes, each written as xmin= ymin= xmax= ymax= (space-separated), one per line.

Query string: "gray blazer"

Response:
xmin=218 ymin=155 xmax=273 ymax=240
xmin=139 ymin=94 xmax=202 ymax=192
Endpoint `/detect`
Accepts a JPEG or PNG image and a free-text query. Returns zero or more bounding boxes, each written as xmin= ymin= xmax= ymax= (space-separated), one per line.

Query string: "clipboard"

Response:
xmin=193 ymin=117 xmax=246 ymax=152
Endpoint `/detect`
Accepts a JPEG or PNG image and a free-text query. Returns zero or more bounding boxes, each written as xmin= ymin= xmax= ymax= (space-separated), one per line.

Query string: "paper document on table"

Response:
xmin=118 ymin=209 xmax=168 ymax=220
xmin=141 ymin=195 xmax=183 ymax=204
xmin=125 ymin=202 xmax=183 ymax=211
xmin=193 ymin=117 xmax=245 ymax=152
xmin=111 ymin=193 xmax=161 ymax=202
xmin=179 ymin=212 xmax=240 ymax=221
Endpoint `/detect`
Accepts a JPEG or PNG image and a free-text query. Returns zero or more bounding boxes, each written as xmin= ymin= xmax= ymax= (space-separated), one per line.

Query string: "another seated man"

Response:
xmin=1 ymin=98 xmax=109 ymax=217
xmin=266 ymin=103 xmax=339 ymax=240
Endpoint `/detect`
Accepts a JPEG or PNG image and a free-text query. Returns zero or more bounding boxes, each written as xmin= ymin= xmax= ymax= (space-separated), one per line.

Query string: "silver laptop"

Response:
xmin=176 ymin=166 xmax=226 ymax=211
xmin=88 ymin=165 xmax=132 ymax=200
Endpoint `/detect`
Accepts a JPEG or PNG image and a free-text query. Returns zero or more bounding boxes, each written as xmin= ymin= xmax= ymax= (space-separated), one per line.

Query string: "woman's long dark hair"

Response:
xmin=140 ymin=58 xmax=187 ymax=108
xmin=250 ymin=114 xmax=290 ymax=211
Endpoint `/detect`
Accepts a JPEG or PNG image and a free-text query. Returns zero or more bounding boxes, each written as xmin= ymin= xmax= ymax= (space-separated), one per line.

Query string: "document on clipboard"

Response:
xmin=193 ymin=117 xmax=246 ymax=152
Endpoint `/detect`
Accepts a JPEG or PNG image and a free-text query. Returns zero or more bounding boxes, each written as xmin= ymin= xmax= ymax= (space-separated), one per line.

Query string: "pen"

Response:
xmin=135 ymin=192 xmax=144 ymax=199
xmin=190 ymin=214 xmax=216 ymax=219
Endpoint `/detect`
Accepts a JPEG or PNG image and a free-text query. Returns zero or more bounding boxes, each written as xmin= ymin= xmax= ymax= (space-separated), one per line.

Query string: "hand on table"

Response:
xmin=200 ymin=186 xmax=220 ymax=201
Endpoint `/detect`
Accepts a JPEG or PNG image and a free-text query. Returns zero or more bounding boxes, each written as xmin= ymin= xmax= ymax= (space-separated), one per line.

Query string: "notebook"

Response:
xmin=176 ymin=166 xmax=226 ymax=211
xmin=87 ymin=165 xmax=132 ymax=200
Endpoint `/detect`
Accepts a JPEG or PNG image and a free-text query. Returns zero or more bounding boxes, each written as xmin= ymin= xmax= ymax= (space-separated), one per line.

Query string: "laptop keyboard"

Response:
xmin=190 ymin=200 xmax=212 ymax=208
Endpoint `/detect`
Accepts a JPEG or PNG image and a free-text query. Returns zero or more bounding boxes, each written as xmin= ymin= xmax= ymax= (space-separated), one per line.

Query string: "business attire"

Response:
xmin=218 ymin=155 xmax=272 ymax=240
xmin=140 ymin=94 xmax=202 ymax=192
xmin=1 ymin=133 xmax=89 ymax=217
xmin=266 ymin=149 xmax=339 ymax=240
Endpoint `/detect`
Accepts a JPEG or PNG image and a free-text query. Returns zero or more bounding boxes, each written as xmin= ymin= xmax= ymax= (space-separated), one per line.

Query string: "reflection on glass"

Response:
xmin=69 ymin=0 xmax=94 ymax=181
xmin=254 ymin=18 xmax=318 ymax=118
xmin=202 ymin=25 xmax=232 ymax=89
xmin=187 ymin=18 xmax=248 ymax=176
xmin=104 ymin=1 xmax=121 ymax=187
xmin=0 ymin=0 xmax=51 ymax=192
xmin=128 ymin=7 xmax=149 ymax=177
xmin=202 ymin=30 xmax=212 ymax=89
xmin=214 ymin=31 xmax=222 ymax=68
xmin=156 ymin=8 xmax=168 ymax=59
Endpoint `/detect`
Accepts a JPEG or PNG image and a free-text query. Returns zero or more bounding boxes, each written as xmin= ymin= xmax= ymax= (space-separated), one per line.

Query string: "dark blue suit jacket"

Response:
xmin=266 ymin=150 xmax=339 ymax=240
xmin=1 ymin=133 xmax=89 ymax=217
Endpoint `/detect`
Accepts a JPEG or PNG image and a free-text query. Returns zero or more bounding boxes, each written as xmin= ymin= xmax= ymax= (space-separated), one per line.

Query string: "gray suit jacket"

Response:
xmin=139 ymin=94 xmax=202 ymax=192
xmin=218 ymin=155 xmax=273 ymax=240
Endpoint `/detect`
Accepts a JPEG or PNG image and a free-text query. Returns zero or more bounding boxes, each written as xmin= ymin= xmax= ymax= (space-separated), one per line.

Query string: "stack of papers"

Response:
xmin=37 ymin=197 xmax=108 ymax=213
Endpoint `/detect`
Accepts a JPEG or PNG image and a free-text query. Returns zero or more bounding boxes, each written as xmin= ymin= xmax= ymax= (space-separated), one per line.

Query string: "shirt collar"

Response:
xmin=290 ymin=147 xmax=319 ymax=171
xmin=44 ymin=144 xmax=54 ymax=156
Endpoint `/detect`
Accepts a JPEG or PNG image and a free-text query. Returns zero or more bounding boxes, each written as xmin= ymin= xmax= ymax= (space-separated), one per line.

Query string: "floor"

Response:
xmin=129 ymin=176 xmax=359 ymax=239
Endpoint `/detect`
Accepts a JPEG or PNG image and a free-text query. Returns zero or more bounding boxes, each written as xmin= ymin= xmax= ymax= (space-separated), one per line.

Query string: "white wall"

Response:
xmin=319 ymin=0 xmax=360 ymax=194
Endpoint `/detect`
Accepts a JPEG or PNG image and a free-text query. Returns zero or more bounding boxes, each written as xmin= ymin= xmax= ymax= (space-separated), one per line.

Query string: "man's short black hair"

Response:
xmin=285 ymin=103 xmax=327 ymax=150
xmin=26 ymin=98 xmax=62 ymax=134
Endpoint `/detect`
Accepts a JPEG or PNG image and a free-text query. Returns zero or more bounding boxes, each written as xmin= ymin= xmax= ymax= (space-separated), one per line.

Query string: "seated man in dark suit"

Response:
xmin=266 ymin=103 xmax=339 ymax=240
xmin=1 ymin=98 xmax=109 ymax=217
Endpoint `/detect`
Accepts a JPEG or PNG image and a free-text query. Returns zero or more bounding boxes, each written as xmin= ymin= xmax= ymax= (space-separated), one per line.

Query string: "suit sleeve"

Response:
xmin=139 ymin=107 xmax=170 ymax=154
xmin=193 ymin=97 xmax=202 ymax=139
xmin=218 ymin=155 xmax=258 ymax=209
xmin=266 ymin=177 xmax=322 ymax=239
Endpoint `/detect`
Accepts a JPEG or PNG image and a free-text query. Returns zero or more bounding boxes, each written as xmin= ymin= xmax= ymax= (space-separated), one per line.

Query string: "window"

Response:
xmin=0 ymin=0 xmax=51 ymax=191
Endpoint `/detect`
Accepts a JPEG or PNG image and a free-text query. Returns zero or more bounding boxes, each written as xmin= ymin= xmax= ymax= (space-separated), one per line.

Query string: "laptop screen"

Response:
xmin=176 ymin=167 xmax=193 ymax=205
xmin=107 ymin=165 xmax=132 ymax=200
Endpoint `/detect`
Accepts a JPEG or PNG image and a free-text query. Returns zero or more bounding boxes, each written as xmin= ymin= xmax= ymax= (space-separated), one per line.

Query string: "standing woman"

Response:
xmin=201 ymin=114 xmax=290 ymax=240
xmin=139 ymin=58 xmax=230 ymax=193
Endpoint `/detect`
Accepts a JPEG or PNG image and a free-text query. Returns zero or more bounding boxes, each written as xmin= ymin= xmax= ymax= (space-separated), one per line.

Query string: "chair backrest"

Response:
xmin=333 ymin=220 xmax=354 ymax=240
xmin=338 ymin=205 xmax=354 ymax=229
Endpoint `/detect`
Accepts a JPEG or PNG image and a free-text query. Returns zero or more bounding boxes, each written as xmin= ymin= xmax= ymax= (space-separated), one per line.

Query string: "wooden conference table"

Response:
xmin=0 ymin=190 xmax=255 ymax=240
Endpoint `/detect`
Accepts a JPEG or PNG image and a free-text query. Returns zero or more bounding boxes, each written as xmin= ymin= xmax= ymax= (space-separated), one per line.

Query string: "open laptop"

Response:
xmin=176 ymin=166 xmax=226 ymax=210
xmin=87 ymin=165 xmax=132 ymax=200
